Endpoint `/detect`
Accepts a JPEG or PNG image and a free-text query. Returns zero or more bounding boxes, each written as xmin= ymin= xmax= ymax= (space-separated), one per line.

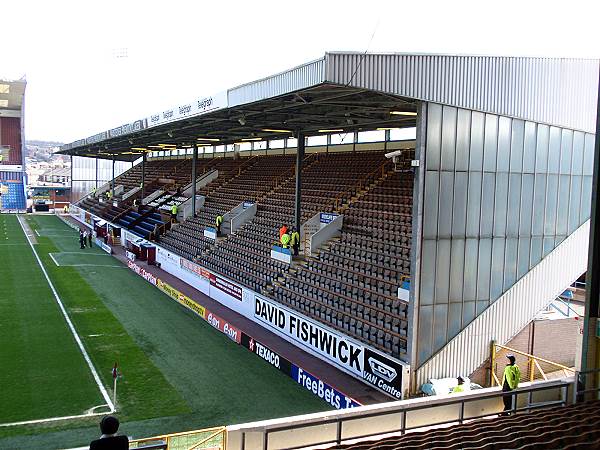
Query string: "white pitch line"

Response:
xmin=34 ymin=229 xmax=40 ymax=236
xmin=0 ymin=410 xmax=109 ymax=428
xmin=57 ymin=252 xmax=113 ymax=256
xmin=69 ymin=264 xmax=125 ymax=268
xmin=49 ymin=252 xmax=60 ymax=267
xmin=16 ymin=215 xmax=115 ymax=413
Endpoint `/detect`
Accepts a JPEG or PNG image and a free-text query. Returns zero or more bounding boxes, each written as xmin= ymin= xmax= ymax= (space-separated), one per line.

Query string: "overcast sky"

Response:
xmin=3 ymin=0 xmax=600 ymax=143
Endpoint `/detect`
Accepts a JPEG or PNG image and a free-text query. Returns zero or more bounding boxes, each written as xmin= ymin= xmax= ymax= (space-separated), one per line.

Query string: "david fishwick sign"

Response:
xmin=254 ymin=295 xmax=406 ymax=398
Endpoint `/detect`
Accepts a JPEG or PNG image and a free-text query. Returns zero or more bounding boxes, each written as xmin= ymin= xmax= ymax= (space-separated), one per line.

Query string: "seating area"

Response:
xmin=77 ymin=150 xmax=416 ymax=358
xmin=330 ymin=400 xmax=600 ymax=450
xmin=272 ymin=168 xmax=413 ymax=358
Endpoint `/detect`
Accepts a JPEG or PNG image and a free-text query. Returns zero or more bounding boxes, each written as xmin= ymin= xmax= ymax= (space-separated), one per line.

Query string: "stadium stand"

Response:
xmin=77 ymin=149 xmax=416 ymax=356
xmin=330 ymin=400 xmax=600 ymax=450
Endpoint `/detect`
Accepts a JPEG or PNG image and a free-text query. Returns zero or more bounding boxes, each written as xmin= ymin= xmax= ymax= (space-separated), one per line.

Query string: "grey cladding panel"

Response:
xmin=449 ymin=239 xmax=466 ymax=300
xmin=523 ymin=122 xmax=537 ymax=173
xmin=477 ymin=238 xmax=492 ymax=302
xmin=423 ymin=172 xmax=440 ymax=239
xmin=426 ymin=103 xmax=443 ymax=171
xmin=465 ymin=172 xmax=483 ymax=238
xmin=463 ymin=238 xmax=479 ymax=301
xmin=455 ymin=109 xmax=471 ymax=171
xmin=544 ymin=174 xmax=559 ymax=236
xmin=506 ymin=174 xmax=522 ymax=237
xmin=519 ymin=174 xmax=534 ymax=236
xmin=532 ymin=174 xmax=547 ymax=237
xmin=469 ymin=112 xmax=485 ymax=171
xmin=560 ymin=130 xmax=574 ymax=175
xmin=441 ymin=106 xmax=457 ymax=171
xmin=493 ymin=173 xmax=509 ymax=236
xmin=510 ymin=120 xmax=524 ymax=173
xmin=572 ymin=132 xmax=585 ymax=176
xmin=417 ymin=102 xmax=594 ymax=367
xmin=438 ymin=172 xmax=454 ymax=238
xmin=497 ymin=116 xmax=512 ymax=173
xmin=435 ymin=240 xmax=451 ymax=303
xmin=452 ymin=172 xmax=468 ymax=237
xmin=483 ymin=114 xmax=498 ymax=172
xmin=583 ymin=134 xmax=595 ymax=176
xmin=548 ymin=127 xmax=561 ymax=174
xmin=420 ymin=240 xmax=437 ymax=306
xmin=490 ymin=237 xmax=506 ymax=302
xmin=535 ymin=125 xmax=549 ymax=173
xmin=433 ymin=304 xmax=449 ymax=354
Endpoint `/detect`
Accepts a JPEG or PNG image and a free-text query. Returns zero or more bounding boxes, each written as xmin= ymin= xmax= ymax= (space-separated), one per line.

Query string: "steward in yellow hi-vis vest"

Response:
xmin=215 ymin=215 xmax=223 ymax=236
xmin=290 ymin=228 xmax=300 ymax=257
xmin=502 ymin=354 xmax=521 ymax=413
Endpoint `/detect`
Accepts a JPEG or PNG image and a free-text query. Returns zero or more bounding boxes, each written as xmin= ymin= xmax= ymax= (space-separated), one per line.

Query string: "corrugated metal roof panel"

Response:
xmin=324 ymin=53 xmax=599 ymax=133
xmin=228 ymin=58 xmax=325 ymax=107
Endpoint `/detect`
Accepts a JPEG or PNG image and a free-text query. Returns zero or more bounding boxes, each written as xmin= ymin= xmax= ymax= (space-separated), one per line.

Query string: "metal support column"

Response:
xmin=141 ymin=152 xmax=146 ymax=200
xmin=111 ymin=155 xmax=115 ymax=198
xmin=294 ymin=132 xmax=305 ymax=232
xmin=95 ymin=157 xmax=98 ymax=189
xmin=191 ymin=144 xmax=198 ymax=217
xmin=581 ymin=64 xmax=600 ymax=380
xmin=70 ymin=156 xmax=74 ymax=203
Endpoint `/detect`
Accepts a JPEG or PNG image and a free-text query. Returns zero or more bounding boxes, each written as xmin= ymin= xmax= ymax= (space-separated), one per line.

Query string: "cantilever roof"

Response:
xmin=58 ymin=52 xmax=599 ymax=161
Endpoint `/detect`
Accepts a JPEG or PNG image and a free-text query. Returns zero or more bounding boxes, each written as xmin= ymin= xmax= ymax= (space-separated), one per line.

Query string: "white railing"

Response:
xmin=309 ymin=214 xmax=343 ymax=256
xmin=180 ymin=195 xmax=206 ymax=221
xmin=222 ymin=201 xmax=257 ymax=235
xmin=416 ymin=220 xmax=590 ymax=387
xmin=122 ymin=186 xmax=140 ymax=201
xmin=143 ymin=189 xmax=164 ymax=205
xmin=226 ymin=378 xmax=573 ymax=450
xmin=182 ymin=169 xmax=218 ymax=197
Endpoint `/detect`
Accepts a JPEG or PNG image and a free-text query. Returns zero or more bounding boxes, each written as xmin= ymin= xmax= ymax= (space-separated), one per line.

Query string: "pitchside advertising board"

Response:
xmin=124 ymin=259 xmax=361 ymax=409
xmin=254 ymin=295 xmax=407 ymax=399
xmin=240 ymin=334 xmax=360 ymax=409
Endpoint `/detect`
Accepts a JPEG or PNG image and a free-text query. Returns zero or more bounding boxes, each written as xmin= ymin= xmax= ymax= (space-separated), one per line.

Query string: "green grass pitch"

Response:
xmin=0 ymin=214 xmax=330 ymax=449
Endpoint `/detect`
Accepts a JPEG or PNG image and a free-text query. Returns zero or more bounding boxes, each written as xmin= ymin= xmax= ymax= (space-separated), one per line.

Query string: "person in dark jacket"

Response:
xmin=89 ymin=415 xmax=128 ymax=450
xmin=88 ymin=230 xmax=93 ymax=248
xmin=79 ymin=229 xmax=86 ymax=249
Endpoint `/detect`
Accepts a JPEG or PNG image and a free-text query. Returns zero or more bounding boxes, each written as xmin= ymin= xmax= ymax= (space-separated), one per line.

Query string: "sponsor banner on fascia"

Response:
xmin=362 ymin=348 xmax=406 ymax=400
xmin=157 ymin=246 xmax=181 ymax=266
xmin=146 ymin=91 xmax=227 ymax=128
xmin=206 ymin=310 xmax=241 ymax=343
xmin=292 ymin=366 xmax=361 ymax=409
xmin=108 ymin=120 xmax=146 ymax=139
xmin=254 ymin=295 xmax=363 ymax=377
xmin=180 ymin=258 xmax=211 ymax=280
xmin=210 ymin=273 xmax=242 ymax=301
xmin=85 ymin=131 xmax=108 ymax=145
xmin=320 ymin=212 xmax=338 ymax=224
xmin=127 ymin=260 xmax=157 ymax=286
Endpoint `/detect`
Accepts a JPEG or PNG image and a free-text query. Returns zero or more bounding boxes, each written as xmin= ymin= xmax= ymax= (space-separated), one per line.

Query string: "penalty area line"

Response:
xmin=49 ymin=252 xmax=60 ymax=266
xmin=16 ymin=215 xmax=115 ymax=413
